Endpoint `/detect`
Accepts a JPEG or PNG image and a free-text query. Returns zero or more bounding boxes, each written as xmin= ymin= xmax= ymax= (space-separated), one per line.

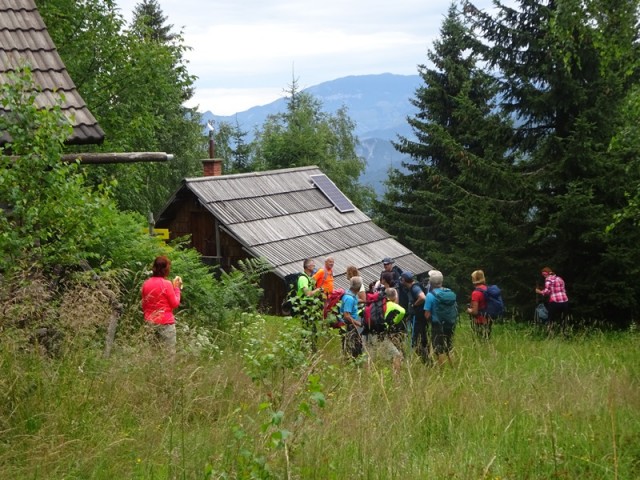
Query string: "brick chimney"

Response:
xmin=202 ymin=158 xmax=222 ymax=177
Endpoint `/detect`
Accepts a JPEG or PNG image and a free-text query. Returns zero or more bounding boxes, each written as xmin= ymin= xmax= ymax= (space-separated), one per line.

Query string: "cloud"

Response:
xmin=116 ymin=0 xmax=496 ymax=114
xmin=186 ymin=87 xmax=284 ymax=115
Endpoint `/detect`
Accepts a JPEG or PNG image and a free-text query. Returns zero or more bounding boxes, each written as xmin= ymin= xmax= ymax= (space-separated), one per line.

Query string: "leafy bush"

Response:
xmin=0 ymin=68 xmax=104 ymax=270
xmin=0 ymin=68 xmax=267 ymax=349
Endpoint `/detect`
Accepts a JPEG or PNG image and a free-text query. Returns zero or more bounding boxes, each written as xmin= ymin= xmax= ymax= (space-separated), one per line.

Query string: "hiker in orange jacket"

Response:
xmin=313 ymin=256 xmax=335 ymax=296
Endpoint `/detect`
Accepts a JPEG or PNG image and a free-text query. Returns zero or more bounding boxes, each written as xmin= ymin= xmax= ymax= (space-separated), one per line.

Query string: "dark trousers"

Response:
xmin=411 ymin=314 xmax=430 ymax=363
xmin=431 ymin=323 xmax=454 ymax=354
xmin=548 ymin=301 xmax=570 ymax=329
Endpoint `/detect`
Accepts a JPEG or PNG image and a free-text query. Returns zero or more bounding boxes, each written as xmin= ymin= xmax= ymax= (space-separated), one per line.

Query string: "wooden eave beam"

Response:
xmin=62 ymin=152 xmax=174 ymax=164
xmin=5 ymin=152 xmax=174 ymax=165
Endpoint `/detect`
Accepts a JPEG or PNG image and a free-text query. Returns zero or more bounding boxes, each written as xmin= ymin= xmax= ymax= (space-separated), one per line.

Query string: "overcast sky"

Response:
xmin=115 ymin=0 xmax=497 ymax=115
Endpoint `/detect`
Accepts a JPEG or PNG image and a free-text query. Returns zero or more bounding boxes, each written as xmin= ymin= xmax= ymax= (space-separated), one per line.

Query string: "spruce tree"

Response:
xmin=379 ymin=4 xmax=520 ymax=295
xmin=464 ymin=0 xmax=640 ymax=324
xmin=132 ymin=0 xmax=176 ymax=42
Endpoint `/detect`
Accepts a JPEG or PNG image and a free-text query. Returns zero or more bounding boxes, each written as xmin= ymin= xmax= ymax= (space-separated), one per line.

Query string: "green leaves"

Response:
xmin=38 ymin=0 xmax=206 ymax=215
xmin=379 ymin=5 xmax=522 ymax=296
xmin=0 ymin=69 xmax=98 ymax=269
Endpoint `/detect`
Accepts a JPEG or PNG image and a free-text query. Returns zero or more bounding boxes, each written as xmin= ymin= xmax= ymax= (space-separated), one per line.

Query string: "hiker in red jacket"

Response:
xmin=467 ymin=270 xmax=491 ymax=340
xmin=141 ymin=255 xmax=182 ymax=353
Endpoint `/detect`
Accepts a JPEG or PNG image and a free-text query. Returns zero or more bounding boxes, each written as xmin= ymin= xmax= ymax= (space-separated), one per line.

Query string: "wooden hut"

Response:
xmin=155 ymin=164 xmax=434 ymax=312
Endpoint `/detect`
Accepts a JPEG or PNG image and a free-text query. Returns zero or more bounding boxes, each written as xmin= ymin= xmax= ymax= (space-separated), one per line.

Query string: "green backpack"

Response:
xmin=433 ymin=288 xmax=458 ymax=326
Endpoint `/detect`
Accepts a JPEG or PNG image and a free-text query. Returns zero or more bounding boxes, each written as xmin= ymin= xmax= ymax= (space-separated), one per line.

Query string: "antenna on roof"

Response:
xmin=207 ymin=120 xmax=216 ymax=158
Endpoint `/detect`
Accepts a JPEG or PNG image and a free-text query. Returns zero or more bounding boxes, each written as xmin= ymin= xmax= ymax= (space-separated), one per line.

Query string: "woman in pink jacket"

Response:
xmin=141 ymin=256 xmax=182 ymax=352
xmin=535 ymin=266 xmax=570 ymax=332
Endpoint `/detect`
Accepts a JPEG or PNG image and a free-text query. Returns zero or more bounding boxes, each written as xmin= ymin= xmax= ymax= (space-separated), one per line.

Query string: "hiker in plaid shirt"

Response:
xmin=536 ymin=267 xmax=570 ymax=331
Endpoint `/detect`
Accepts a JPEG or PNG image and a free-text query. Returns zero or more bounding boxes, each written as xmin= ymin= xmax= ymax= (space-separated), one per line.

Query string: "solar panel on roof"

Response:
xmin=310 ymin=174 xmax=355 ymax=213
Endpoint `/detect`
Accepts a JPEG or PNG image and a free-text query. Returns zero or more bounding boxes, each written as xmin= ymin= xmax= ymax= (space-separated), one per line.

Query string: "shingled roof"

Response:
xmin=156 ymin=166 xmax=434 ymax=287
xmin=0 ymin=0 xmax=105 ymax=146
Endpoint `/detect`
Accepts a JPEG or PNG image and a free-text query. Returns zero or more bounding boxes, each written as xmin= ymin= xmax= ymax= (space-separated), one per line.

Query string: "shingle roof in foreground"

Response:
xmin=157 ymin=166 xmax=434 ymax=286
xmin=0 ymin=0 xmax=104 ymax=146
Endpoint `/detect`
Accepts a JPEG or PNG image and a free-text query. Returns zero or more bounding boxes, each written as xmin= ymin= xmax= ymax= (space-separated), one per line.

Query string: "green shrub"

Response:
xmin=0 ymin=68 xmax=267 ymax=348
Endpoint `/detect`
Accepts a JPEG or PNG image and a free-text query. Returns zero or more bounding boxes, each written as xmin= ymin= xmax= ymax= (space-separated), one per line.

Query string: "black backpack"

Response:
xmin=281 ymin=272 xmax=303 ymax=315
xmin=391 ymin=265 xmax=403 ymax=288
xmin=363 ymin=291 xmax=387 ymax=332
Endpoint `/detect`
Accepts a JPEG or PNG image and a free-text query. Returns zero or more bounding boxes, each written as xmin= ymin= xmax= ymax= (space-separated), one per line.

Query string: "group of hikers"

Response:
xmin=137 ymin=254 xmax=570 ymax=358
xmin=289 ymin=256 xmax=478 ymax=370
xmin=289 ymin=256 xmax=571 ymax=370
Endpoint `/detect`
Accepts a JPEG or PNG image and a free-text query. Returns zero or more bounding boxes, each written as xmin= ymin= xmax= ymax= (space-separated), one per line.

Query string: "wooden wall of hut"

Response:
xmin=261 ymin=271 xmax=287 ymax=315
xmin=161 ymin=191 xmax=290 ymax=314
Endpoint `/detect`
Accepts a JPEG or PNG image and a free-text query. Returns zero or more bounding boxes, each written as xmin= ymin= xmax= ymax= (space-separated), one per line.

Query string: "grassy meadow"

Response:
xmin=0 ymin=315 xmax=638 ymax=479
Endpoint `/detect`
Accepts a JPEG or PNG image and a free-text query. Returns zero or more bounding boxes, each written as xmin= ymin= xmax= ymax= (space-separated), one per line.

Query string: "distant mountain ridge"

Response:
xmin=201 ymin=73 xmax=421 ymax=194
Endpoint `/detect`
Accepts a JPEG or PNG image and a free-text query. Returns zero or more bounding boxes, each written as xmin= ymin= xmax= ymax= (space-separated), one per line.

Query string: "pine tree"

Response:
xmin=214 ymin=119 xmax=253 ymax=174
xmin=253 ymin=79 xmax=372 ymax=209
xmin=230 ymin=118 xmax=252 ymax=173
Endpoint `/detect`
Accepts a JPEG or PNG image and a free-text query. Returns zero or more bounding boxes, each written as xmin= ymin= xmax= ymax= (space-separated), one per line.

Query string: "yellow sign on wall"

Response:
xmin=142 ymin=228 xmax=170 ymax=240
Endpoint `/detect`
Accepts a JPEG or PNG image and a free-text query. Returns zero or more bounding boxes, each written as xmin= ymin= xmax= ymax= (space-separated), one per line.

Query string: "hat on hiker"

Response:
xmin=382 ymin=257 xmax=394 ymax=265
xmin=400 ymin=271 xmax=414 ymax=282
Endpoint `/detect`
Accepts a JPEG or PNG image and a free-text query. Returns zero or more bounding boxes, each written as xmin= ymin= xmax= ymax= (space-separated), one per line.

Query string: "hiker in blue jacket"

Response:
xmin=340 ymin=276 xmax=364 ymax=358
xmin=424 ymin=270 xmax=457 ymax=366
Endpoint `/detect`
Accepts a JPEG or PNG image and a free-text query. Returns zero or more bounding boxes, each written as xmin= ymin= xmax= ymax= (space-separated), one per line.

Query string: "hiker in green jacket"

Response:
xmin=296 ymin=258 xmax=323 ymax=351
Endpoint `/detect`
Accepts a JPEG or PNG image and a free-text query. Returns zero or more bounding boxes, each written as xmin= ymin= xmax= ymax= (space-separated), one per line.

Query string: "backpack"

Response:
xmin=324 ymin=288 xmax=346 ymax=323
xmin=477 ymin=285 xmax=505 ymax=319
xmin=281 ymin=272 xmax=304 ymax=315
xmin=433 ymin=288 xmax=458 ymax=326
xmin=391 ymin=265 xmax=403 ymax=288
xmin=363 ymin=291 xmax=388 ymax=332
xmin=535 ymin=303 xmax=549 ymax=322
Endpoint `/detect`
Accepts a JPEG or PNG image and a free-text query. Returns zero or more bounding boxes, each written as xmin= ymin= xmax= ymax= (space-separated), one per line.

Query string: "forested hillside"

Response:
xmin=377 ymin=1 xmax=640 ymax=326
xmin=3 ymin=0 xmax=639 ymax=333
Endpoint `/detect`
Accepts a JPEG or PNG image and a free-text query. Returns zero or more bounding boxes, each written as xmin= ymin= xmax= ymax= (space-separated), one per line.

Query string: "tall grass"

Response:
xmin=0 ymin=318 xmax=638 ymax=479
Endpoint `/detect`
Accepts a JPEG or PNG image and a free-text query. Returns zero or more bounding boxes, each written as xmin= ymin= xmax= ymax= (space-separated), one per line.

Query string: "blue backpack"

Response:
xmin=477 ymin=285 xmax=505 ymax=319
